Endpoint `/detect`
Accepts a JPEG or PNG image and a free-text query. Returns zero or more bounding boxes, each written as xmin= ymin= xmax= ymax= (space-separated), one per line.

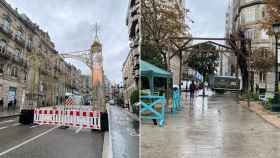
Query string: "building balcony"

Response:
xmin=15 ymin=35 xmax=26 ymax=48
xmin=2 ymin=47 xmax=28 ymax=66
xmin=0 ymin=24 xmax=13 ymax=38
xmin=0 ymin=46 xmax=9 ymax=58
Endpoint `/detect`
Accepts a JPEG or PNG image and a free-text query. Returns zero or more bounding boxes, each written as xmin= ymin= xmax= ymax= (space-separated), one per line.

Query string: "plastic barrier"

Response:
xmin=140 ymin=96 xmax=165 ymax=127
xmin=34 ymin=108 xmax=101 ymax=130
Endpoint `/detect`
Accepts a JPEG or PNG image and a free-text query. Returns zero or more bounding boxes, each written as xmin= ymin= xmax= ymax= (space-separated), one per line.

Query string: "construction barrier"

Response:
xmin=33 ymin=108 xmax=101 ymax=130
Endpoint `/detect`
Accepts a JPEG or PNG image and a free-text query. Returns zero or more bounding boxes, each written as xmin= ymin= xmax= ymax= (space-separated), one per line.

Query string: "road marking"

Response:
xmin=75 ymin=127 xmax=82 ymax=134
xmin=11 ymin=123 xmax=20 ymax=127
xmin=0 ymin=126 xmax=8 ymax=130
xmin=0 ymin=126 xmax=57 ymax=156
xmin=126 ymin=128 xmax=139 ymax=137
xmin=0 ymin=120 xmax=15 ymax=124
xmin=30 ymin=124 xmax=41 ymax=128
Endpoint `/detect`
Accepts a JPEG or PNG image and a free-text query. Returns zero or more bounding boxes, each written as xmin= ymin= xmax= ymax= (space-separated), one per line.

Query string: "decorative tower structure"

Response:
xmin=90 ymin=25 xmax=105 ymax=112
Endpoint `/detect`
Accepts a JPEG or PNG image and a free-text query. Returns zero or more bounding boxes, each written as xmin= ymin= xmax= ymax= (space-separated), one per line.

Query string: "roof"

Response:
xmin=140 ymin=60 xmax=171 ymax=78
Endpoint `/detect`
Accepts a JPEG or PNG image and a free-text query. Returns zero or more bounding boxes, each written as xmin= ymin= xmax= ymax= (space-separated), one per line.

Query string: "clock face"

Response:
xmin=91 ymin=47 xmax=102 ymax=54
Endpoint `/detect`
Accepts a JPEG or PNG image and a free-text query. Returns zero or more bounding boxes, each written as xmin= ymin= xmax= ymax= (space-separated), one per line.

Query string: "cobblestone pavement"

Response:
xmin=141 ymin=92 xmax=280 ymax=158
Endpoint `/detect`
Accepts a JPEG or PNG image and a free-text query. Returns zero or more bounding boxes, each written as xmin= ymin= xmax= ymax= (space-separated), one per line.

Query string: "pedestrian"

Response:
xmin=256 ymin=84 xmax=259 ymax=94
xmin=186 ymin=81 xmax=189 ymax=102
xmin=0 ymin=97 xmax=3 ymax=112
xmin=190 ymin=80 xmax=196 ymax=104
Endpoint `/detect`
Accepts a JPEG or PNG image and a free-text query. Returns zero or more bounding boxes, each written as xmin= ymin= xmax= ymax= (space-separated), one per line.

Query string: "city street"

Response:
xmin=0 ymin=116 xmax=104 ymax=158
xmin=142 ymin=92 xmax=280 ymax=158
xmin=109 ymin=105 xmax=139 ymax=158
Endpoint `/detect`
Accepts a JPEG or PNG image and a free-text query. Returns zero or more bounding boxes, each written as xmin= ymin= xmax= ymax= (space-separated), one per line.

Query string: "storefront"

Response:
xmin=8 ymin=87 xmax=17 ymax=110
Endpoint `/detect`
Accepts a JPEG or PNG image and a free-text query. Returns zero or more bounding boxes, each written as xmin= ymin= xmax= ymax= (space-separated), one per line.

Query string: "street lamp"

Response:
xmin=272 ymin=22 xmax=280 ymax=98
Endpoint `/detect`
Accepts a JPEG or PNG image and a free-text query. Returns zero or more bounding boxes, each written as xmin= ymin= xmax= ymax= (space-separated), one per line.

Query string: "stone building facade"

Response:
xmin=123 ymin=0 xmax=140 ymax=110
xmin=226 ymin=0 xmax=277 ymax=93
xmin=0 ymin=0 xmax=82 ymax=111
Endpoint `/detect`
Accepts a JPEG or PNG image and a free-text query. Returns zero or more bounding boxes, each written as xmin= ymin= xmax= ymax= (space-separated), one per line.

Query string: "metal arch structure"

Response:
xmin=59 ymin=48 xmax=106 ymax=112
xmin=168 ymin=36 xmax=252 ymax=92
xmin=60 ymin=49 xmax=92 ymax=69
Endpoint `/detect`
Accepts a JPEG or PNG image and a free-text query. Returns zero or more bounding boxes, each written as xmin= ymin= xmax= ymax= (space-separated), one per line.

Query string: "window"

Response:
xmin=27 ymin=37 xmax=32 ymax=49
xmin=11 ymin=67 xmax=17 ymax=77
xmin=259 ymin=72 xmax=266 ymax=83
xmin=245 ymin=29 xmax=256 ymax=40
xmin=2 ymin=16 xmax=11 ymax=31
xmin=0 ymin=39 xmax=6 ymax=49
xmin=15 ymin=48 xmax=22 ymax=59
xmin=243 ymin=6 xmax=256 ymax=23
xmin=15 ymin=26 xmax=24 ymax=41
xmin=16 ymin=30 xmax=23 ymax=40
xmin=24 ymin=71 xmax=28 ymax=80
xmin=0 ymin=64 xmax=3 ymax=74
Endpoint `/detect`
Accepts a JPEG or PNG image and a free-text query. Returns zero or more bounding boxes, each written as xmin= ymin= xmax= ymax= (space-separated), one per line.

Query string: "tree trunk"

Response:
xmin=202 ymin=72 xmax=206 ymax=97
xmin=239 ymin=54 xmax=249 ymax=93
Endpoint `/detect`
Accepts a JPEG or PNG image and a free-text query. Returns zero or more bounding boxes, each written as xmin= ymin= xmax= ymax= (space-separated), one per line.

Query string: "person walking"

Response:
xmin=190 ymin=80 xmax=196 ymax=105
xmin=185 ymin=81 xmax=189 ymax=102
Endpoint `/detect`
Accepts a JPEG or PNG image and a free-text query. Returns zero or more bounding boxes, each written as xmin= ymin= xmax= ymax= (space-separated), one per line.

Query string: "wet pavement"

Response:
xmin=109 ymin=105 xmax=139 ymax=158
xmin=0 ymin=109 xmax=20 ymax=118
xmin=0 ymin=116 xmax=104 ymax=158
xmin=141 ymin=91 xmax=280 ymax=158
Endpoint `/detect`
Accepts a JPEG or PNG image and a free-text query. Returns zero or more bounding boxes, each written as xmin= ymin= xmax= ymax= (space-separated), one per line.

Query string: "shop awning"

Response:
xmin=140 ymin=60 xmax=171 ymax=78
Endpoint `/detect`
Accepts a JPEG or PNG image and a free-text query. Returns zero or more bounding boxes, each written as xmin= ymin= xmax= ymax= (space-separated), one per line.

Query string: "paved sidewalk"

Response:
xmin=108 ymin=105 xmax=139 ymax=158
xmin=141 ymin=92 xmax=280 ymax=158
xmin=240 ymin=101 xmax=280 ymax=128
xmin=0 ymin=109 xmax=20 ymax=118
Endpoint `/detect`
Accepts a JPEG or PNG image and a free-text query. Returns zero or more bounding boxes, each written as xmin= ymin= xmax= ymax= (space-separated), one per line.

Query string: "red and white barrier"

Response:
xmin=34 ymin=108 xmax=101 ymax=130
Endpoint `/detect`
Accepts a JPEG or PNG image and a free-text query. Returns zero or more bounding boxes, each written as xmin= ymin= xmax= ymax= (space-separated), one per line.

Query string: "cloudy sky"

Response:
xmin=7 ymin=0 xmax=129 ymax=83
xmin=186 ymin=0 xmax=229 ymax=38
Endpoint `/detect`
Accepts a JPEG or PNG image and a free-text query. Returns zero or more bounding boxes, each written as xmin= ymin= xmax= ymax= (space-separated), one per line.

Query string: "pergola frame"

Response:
xmin=169 ymin=36 xmax=252 ymax=91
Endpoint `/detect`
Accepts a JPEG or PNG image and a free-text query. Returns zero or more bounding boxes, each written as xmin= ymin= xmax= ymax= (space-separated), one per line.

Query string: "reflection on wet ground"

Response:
xmin=142 ymin=91 xmax=280 ymax=158
xmin=109 ymin=106 xmax=139 ymax=158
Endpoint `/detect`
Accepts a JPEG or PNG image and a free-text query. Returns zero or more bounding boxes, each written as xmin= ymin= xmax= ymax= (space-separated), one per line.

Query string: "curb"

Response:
xmin=102 ymin=104 xmax=112 ymax=158
xmin=102 ymin=131 xmax=112 ymax=158
xmin=0 ymin=113 xmax=20 ymax=119
xmin=240 ymin=101 xmax=280 ymax=129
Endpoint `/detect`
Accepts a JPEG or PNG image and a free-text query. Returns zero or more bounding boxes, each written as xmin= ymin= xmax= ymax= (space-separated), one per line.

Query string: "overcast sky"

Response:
xmin=186 ymin=0 xmax=229 ymax=39
xmin=7 ymin=0 xmax=129 ymax=83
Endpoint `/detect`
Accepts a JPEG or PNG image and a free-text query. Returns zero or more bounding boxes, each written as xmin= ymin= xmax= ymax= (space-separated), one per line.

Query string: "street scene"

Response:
xmin=140 ymin=0 xmax=280 ymax=158
xmin=0 ymin=0 xmax=139 ymax=158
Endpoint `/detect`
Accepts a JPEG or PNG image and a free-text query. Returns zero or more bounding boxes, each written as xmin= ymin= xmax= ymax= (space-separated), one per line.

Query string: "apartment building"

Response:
xmin=123 ymin=0 xmax=140 ymax=110
xmin=0 ymin=0 xmax=82 ymax=110
xmin=226 ymin=0 xmax=276 ymax=92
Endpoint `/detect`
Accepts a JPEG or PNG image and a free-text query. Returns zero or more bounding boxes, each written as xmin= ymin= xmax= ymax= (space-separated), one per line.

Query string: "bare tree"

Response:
xmin=251 ymin=47 xmax=274 ymax=91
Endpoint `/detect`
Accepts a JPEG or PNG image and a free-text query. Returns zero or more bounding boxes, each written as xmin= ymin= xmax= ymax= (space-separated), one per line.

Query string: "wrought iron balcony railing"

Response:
xmin=0 ymin=24 xmax=13 ymax=38
xmin=15 ymin=35 xmax=26 ymax=47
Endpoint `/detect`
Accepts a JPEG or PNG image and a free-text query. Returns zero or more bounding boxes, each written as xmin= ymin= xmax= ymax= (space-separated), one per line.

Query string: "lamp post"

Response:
xmin=272 ymin=22 xmax=280 ymax=99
